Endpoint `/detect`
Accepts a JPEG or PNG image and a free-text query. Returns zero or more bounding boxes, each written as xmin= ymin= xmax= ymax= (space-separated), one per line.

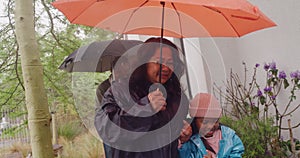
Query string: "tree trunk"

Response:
xmin=14 ymin=0 xmax=54 ymax=157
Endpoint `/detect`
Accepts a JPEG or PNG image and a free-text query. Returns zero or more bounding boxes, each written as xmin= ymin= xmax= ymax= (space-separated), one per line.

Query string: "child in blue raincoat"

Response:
xmin=178 ymin=93 xmax=244 ymax=158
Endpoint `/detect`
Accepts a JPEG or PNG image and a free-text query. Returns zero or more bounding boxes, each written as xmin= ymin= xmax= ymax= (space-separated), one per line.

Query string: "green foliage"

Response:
xmin=0 ymin=123 xmax=28 ymax=138
xmin=280 ymin=138 xmax=300 ymax=157
xmin=57 ymin=120 xmax=85 ymax=141
xmin=0 ymin=14 xmax=25 ymax=111
xmin=220 ymin=116 xmax=280 ymax=157
xmin=0 ymin=0 xmax=116 ymax=157
xmin=0 ymin=0 xmax=116 ymax=111
xmin=215 ymin=61 xmax=300 ymax=157
xmin=0 ymin=0 xmax=116 ymax=142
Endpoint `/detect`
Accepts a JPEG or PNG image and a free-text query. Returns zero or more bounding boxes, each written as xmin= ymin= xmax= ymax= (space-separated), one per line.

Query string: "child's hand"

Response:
xmin=203 ymin=150 xmax=213 ymax=158
xmin=177 ymin=139 xmax=183 ymax=149
xmin=179 ymin=120 xmax=192 ymax=143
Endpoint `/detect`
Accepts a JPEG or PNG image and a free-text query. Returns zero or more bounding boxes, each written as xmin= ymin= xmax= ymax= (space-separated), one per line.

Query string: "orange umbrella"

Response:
xmin=52 ymin=0 xmax=276 ymax=97
xmin=52 ymin=0 xmax=276 ymax=38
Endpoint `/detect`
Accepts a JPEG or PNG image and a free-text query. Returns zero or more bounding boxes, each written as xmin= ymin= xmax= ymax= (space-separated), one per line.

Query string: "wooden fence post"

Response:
xmin=51 ymin=107 xmax=62 ymax=158
xmin=288 ymin=119 xmax=296 ymax=156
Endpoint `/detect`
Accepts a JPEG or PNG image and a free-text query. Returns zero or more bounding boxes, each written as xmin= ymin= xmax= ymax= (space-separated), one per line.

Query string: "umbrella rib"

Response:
xmin=171 ymin=3 xmax=183 ymax=38
xmin=121 ymin=0 xmax=149 ymax=35
xmin=203 ymin=6 xmax=241 ymax=37
xmin=171 ymin=3 xmax=191 ymax=98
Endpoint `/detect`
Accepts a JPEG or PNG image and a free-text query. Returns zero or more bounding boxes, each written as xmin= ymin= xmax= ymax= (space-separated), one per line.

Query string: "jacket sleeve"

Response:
xmin=178 ymin=142 xmax=192 ymax=158
xmin=94 ymin=81 xmax=162 ymax=145
xmin=178 ymin=140 xmax=206 ymax=158
xmin=229 ymin=134 xmax=245 ymax=158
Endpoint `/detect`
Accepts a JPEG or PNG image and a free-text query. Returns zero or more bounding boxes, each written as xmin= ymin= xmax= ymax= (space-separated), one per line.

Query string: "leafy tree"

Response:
xmin=1 ymin=0 xmax=115 ymax=156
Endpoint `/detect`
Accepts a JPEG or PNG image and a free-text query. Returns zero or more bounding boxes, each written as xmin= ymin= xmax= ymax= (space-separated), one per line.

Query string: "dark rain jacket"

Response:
xmin=94 ymin=80 xmax=189 ymax=158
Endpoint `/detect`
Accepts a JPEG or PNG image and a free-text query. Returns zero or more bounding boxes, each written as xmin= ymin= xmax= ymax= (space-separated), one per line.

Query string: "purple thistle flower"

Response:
xmin=269 ymin=61 xmax=276 ymax=70
xmin=290 ymin=71 xmax=297 ymax=79
xmin=264 ymin=63 xmax=270 ymax=71
xmin=279 ymin=71 xmax=286 ymax=79
xmin=257 ymin=90 xmax=263 ymax=97
xmin=290 ymin=70 xmax=300 ymax=79
xmin=271 ymin=95 xmax=276 ymax=100
xmin=264 ymin=87 xmax=272 ymax=93
xmin=255 ymin=63 xmax=260 ymax=68
xmin=297 ymin=71 xmax=300 ymax=80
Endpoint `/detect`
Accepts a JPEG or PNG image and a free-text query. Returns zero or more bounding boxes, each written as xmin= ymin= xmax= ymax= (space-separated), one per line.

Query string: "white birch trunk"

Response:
xmin=14 ymin=0 xmax=54 ymax=157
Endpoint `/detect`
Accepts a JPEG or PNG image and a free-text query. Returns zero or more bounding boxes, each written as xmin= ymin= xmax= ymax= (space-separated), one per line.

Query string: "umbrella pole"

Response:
xmin=159 ymin=1 xmax=165 ymax=83
xmin=180 ymin=38 xmax=193 ymax=99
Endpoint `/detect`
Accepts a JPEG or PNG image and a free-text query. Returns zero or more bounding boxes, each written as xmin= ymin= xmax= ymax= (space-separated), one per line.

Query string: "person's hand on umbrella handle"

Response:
xmin=148 ymin=88 xmax=167 ymax=112
xmin=179 ymin=120 xmax=192 ymax=143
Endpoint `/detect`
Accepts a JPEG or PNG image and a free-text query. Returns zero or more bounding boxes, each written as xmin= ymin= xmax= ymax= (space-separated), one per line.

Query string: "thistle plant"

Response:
xmin=215 ymin=61 xmax=300 ymax=157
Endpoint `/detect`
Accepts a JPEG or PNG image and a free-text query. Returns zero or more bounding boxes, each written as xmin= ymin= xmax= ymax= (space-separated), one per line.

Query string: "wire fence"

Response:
xmin=0 ymin=108 xmax=30 ymax=148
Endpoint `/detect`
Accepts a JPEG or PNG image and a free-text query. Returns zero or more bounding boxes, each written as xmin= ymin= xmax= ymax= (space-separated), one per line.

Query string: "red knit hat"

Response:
xmin=189 ymin=93 xmax=222 ymax=118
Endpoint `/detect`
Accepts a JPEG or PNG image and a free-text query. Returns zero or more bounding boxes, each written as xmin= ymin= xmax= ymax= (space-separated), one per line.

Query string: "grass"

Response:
xmin=0 ymin=113 xmax=105 ymax=158
xmin=0 ymin=141 xmax=31 ymax=157
xmin=57 ymin=120 xmax=85 ymax=141
xmin=56 ymin=114 xmax=105 ymax=157
xmin=0 ymin=132 xmax=105 ymax=158
xmin=59 ymin=132 xmax=104 ymax=158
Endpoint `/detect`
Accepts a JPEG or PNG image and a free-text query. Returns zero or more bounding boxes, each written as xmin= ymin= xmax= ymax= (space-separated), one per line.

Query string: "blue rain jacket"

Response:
xmin=178 ymin=125 xmax=244 ymax=158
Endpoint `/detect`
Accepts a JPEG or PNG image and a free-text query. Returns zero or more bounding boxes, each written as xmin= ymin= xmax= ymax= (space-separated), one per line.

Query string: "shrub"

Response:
xmin=57 ymin=120 xmax=85 ymax=141
xmin=215 ymin=61 xmax=300 ymax=157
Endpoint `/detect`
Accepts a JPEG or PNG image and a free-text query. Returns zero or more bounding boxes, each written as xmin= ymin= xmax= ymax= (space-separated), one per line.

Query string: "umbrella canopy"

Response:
xmin=52 ymin=0 xmax=276 ymax=38
xmin=59 ymin=39 xmax=143 ymax=72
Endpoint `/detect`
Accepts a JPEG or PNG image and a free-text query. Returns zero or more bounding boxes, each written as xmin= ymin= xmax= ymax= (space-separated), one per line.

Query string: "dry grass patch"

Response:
xmin=59 ymin=132 xmax=105 ymax=158
xmin=0 ymin=141 xmax=31 ymax=158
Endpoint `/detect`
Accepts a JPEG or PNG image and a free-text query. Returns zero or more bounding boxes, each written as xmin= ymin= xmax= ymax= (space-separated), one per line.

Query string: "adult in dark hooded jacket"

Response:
xmin=95 ymin=37 xmax=189 ymax=158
